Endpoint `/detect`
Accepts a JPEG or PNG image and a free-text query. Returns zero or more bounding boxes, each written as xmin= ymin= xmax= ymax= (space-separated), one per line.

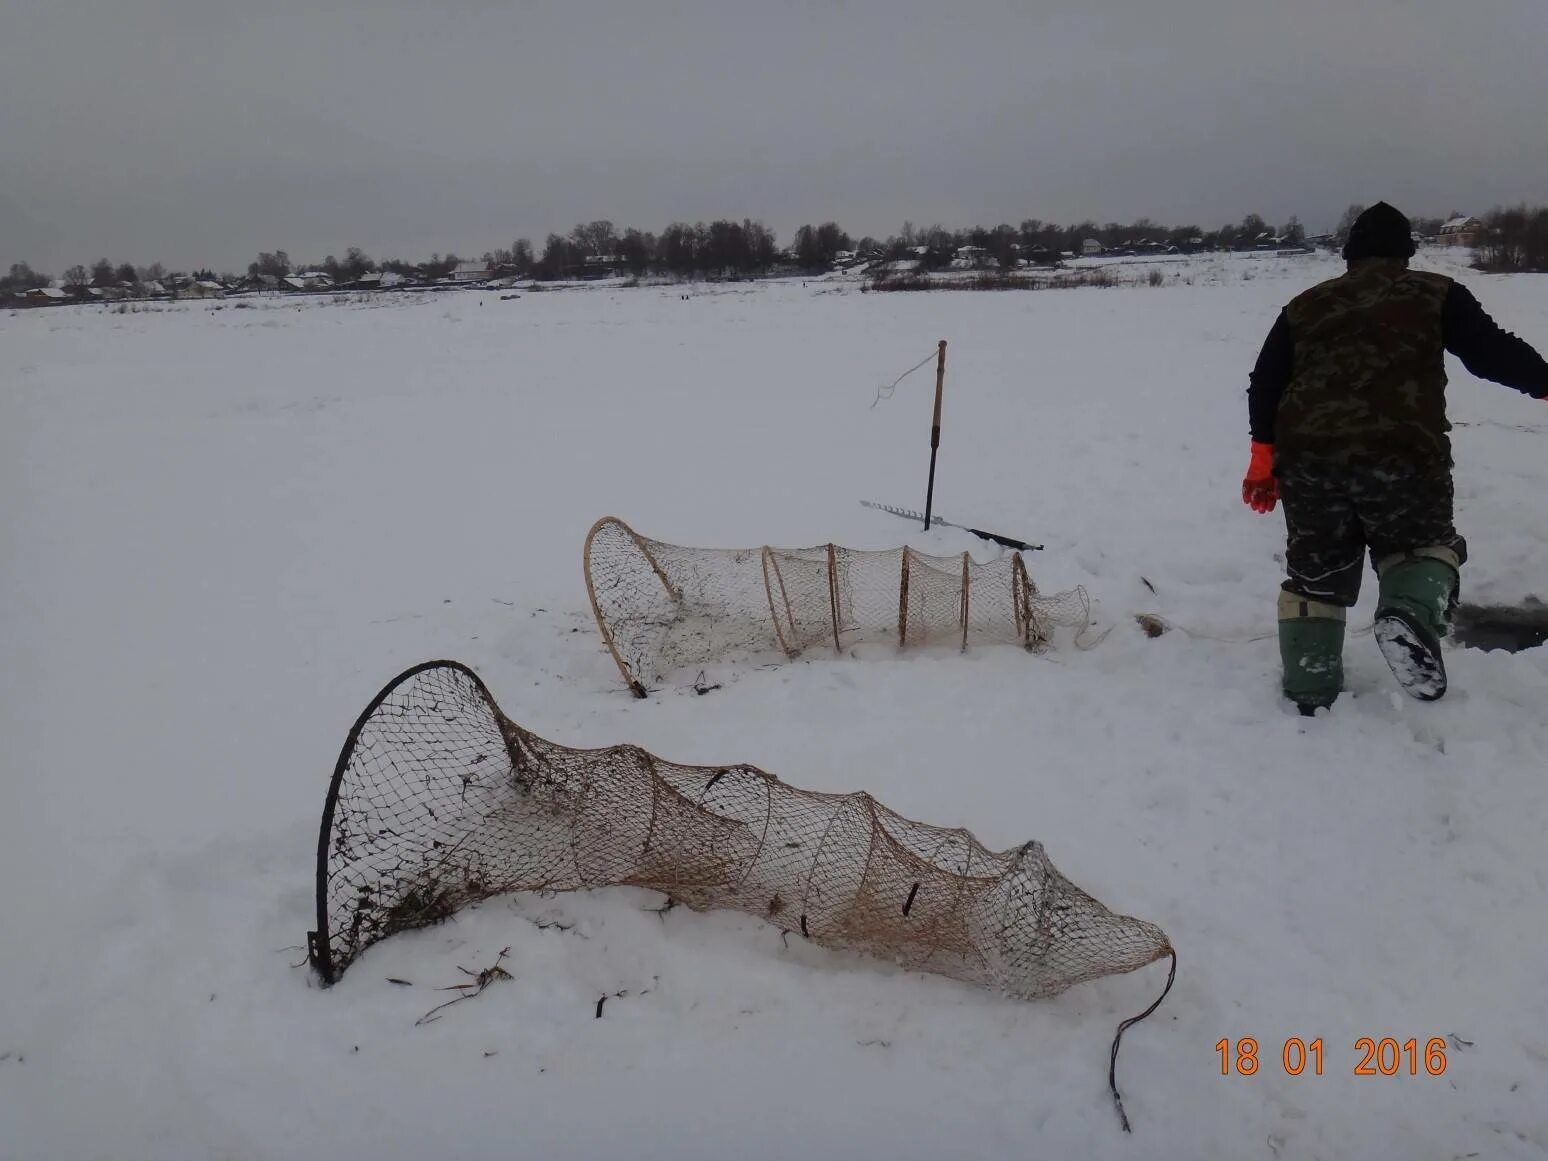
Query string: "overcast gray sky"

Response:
xmin=3 ymin=0 xmax=1546 ymax=273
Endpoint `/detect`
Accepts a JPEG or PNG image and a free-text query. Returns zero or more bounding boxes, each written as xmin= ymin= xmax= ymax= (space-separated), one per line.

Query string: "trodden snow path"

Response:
xmin=2 ymin=254 xmax=1546 ymax=1160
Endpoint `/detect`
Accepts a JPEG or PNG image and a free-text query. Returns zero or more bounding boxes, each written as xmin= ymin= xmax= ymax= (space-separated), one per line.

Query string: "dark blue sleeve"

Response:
xmin=1443 ymin=283 xmax=1548 ymax=397
xmin=1247 ymin=311 xmax=1293 ymax=443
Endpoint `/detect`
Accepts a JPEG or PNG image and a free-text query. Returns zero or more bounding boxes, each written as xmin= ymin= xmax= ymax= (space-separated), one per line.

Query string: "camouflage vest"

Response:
xmin=1277 ymin=260 xmax=1453 ymax=465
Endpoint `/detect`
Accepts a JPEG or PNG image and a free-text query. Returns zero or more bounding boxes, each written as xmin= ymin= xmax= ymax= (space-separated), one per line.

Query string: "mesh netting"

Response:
xmin=584 ymin=516 xmax=1096 ymax=696
xmin=309 ymin=661 xmax=1171 ymax=1000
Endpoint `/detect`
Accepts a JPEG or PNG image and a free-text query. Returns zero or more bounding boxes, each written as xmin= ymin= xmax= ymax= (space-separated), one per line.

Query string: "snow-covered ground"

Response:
xmin=3 ymin=250 xmax=1546 ymax=1160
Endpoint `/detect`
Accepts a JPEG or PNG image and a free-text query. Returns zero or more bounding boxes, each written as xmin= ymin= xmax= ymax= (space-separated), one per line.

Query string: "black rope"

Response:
xmin=1108 ymin=948 xmax=1176 ymax=1133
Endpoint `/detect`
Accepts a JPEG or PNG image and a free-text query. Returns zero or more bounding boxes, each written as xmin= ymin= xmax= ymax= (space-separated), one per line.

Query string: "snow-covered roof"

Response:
xmin=1441 ymin=216 xmax=1478 ymax=231
xmin=195 ymin=280 xmax=223 ymax=290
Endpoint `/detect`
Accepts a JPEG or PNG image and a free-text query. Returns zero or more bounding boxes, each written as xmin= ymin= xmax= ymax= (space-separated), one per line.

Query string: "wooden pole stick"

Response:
xmin=923 ymin=340 xmax=947 ymax=530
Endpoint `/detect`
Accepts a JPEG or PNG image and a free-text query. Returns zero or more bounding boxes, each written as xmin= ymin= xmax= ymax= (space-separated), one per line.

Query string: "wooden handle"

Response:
xmin=930 ymin=340 xmax=947 ymax=437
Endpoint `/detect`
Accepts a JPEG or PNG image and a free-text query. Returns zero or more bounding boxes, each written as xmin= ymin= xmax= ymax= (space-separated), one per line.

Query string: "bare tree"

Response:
xmin=1335 ymin=204 xmax=1367 ymax=245
xmin=618 ymin=228 xmax=651 ymax=276
xmin=917 ymin=224 xmax=954 ymax=269
xmin=342 ymin=246 xmax=374 ymax=280
xmin=3 ymin=262 xmax=49 ymax=291
xmin=988 ymin=223 xmax=1019 ymax=269
xmin=570 ymin=220 xmax=617 ymax=258
xmin=745 ymin=219 xmax=777 ymax=268
xmin=656 ymin=223 xmax=697 ymax=275
xmin=419 ymin=253 xmax=459 ymax=279
xmin=793 ymin=222 xmax=851 ymax=269
xmin=248 ymin=251 xmax=291 ymax=279
xmin=1477 ymin=204 xmax=1548 ymax=272
xmin=536 ymin=235 xmax=578 ymax=279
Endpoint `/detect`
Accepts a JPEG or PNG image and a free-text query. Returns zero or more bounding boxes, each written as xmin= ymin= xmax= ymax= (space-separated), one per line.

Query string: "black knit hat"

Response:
xmin=1343 ymin=202 xmax=1416 ymax=261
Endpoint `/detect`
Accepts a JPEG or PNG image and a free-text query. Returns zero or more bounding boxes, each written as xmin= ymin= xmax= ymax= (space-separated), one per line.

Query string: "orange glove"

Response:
xmin=1241 ymin=441 xmax=1278 ymax=513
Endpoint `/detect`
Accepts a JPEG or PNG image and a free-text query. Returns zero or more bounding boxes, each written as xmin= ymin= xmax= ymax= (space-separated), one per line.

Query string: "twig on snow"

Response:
xmin=595 ymin=979 xmax=657 ymax=1019
xmin=415 ymin=947 xmax=513 ymax=1025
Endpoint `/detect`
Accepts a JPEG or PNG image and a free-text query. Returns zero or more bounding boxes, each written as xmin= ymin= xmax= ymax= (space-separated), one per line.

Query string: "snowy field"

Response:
xmin=3 ymin=250 xmax=1546 ymax=1160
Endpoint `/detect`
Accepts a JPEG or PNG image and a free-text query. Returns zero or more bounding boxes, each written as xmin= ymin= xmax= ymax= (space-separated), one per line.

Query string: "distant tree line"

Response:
xmin=3 ymin=218 xmax=848 ymax=291
xmin=8 ymin=204 xmax=1548 ymax=295
xmin=1 ymin=258 xmax=173 ymax=294
xmin=480 ymin=219 xmax=789 ymax=279
xmin=482 ymin=213 xmax=1316 ymax=281
xmin=1475 ymin=205 xmax=1548 ymax=273
xmin=246 ymin=248 xmax=462 ymax=283
xmin=854 ymin=213 xmax=1321 ymax=271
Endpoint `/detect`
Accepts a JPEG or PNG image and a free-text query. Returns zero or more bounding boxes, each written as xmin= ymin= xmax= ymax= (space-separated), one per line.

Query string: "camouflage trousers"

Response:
xmin=1278 ymin=459 xmax=1468 ymax=607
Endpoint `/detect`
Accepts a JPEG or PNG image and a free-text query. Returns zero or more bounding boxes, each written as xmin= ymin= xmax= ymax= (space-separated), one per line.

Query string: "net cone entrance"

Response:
xmin=584 ymin=516 xmax=1096 ymax=696
xmin=309 ymin=661 xmax=1171 ymax=999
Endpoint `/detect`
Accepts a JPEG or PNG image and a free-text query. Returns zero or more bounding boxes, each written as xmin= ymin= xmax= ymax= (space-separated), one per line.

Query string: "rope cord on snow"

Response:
xmin=870 ymin=348 xmax=940 ymax=409
xmin=1108 ymin=947 xmax=1177 ymax=1133
xmin=1073 ymin=622 xmax=1115 ymax=651
xmin=1140 ymin=615 xmax=1374 ymax=643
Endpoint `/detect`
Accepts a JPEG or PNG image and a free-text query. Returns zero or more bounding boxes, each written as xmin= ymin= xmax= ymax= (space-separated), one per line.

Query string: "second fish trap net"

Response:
xmin=584 ymin=516 xmax=1095 ymax=696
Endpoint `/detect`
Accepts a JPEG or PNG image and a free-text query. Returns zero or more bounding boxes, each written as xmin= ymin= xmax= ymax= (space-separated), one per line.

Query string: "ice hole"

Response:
xmin=1452 ymin=601 xmax=1548 ymax=653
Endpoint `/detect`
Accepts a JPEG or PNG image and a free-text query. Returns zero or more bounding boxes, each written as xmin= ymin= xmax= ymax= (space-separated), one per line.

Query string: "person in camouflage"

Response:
xmin=1242 ymin=202 xmax=1548 ymax=712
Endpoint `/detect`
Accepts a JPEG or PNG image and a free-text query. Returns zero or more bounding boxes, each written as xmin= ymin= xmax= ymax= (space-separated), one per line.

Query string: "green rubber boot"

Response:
xmin=1374 ymin=547 xmax=1460 ymax=701
xmin=1278 ymin=591 xmax=1347 ymax=715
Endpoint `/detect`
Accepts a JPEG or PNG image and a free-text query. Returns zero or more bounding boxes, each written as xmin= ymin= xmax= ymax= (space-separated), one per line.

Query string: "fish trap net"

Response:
xmin=309 ymin=661 xmax=1169 ymax=997
xmin=584 ymin=516 xmax=1095 ymax=696
xmin=308 ymin=661 xmax=1175 ymax=1130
